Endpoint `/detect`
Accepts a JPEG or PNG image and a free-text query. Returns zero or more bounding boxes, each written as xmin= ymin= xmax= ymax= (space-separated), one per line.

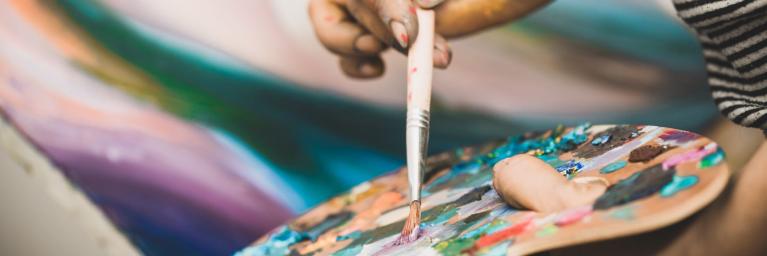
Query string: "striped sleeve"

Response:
xmin=672 ymin=0 xmax=767 ymax=135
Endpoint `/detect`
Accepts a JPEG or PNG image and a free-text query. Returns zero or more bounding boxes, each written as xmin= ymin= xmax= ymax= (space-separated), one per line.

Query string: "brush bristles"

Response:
xmin=399 ymin=200 xmax=422 ymax=241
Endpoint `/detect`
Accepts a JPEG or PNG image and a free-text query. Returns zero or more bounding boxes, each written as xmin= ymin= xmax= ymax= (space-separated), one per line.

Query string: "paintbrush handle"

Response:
xmin=407 ymin=9 xmax=434 ymax=110
xmin=406 ymin=9 xmax=434 ymax=202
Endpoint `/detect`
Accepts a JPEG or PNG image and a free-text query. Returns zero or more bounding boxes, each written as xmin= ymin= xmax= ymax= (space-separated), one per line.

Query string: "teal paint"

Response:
xmin=660 ymin=175 xmax=698 ymax=197
xmin=699 ymin=148 xmax=725 ymax=169
xmin=601 ymin=160 xmax=628 ymax=174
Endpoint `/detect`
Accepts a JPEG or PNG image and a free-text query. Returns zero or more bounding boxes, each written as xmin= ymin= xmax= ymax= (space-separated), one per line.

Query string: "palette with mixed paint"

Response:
xmin=237 ymin=124 xmax=729 ymax=256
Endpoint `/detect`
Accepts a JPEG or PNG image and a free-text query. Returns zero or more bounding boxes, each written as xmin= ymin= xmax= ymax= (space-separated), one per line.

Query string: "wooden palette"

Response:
xmin=237 ymin=124 xmax=729 ymax=256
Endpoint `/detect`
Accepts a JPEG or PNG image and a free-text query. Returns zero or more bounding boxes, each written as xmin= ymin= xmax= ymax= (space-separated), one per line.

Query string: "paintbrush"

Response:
xmin=399 ymin=7 xmax=435 ymax=244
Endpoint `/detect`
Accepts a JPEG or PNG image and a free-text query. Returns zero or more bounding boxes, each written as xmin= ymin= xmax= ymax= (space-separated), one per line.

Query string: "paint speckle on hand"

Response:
xmin=400 ymin=34 xmax=409 ymax=45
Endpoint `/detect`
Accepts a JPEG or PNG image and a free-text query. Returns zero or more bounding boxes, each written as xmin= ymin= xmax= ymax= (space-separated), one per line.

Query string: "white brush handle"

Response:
xmin=407 ymin=9 xmax=434 ymax=111
xmin=405 ymin=8 xmax=434 ymax=202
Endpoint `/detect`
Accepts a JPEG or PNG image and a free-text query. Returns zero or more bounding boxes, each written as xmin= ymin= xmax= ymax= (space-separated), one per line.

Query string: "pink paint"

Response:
xmin=659 ymin=130 xmax=698 ymax=143
xmin=662 ymin=143 xmax=717 ymax=170
xmin=373 ymin=228 xmax=427 ymax=256
xmin=474 ymin=216 xmax=534 ymax=248
xmin=400 ymin=33 xmax=409 ymax=45
xmin=555 ymin=206 xmax=592 ymax=226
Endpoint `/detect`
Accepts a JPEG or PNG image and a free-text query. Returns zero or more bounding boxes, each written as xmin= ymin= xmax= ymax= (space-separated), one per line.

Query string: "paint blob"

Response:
xmin=601 ymin=160 xmax=628 ymax=174
xmin=699 ymin=148 xmax=725 ymax=169
xmin=609 ymin=206 xmax=636 ymax=220
xmin=662 ymin=143 xmax=717 ymax=169
xmin=659 ymin=130 xmax=698 ymax=143
xmin=629 ymin=144 xmax=671 ymax=162
xmin=574 ymin=125 xmax=641 ymax=158
xmin=536 ymin=224 xmax=559 ymax=237
xmin=660 ymin=175 xmax=699 ymax=197
xmin=591 ymin=134 xmax=612 ymax=146
xmin=594 ymin=165 xmax=675 ymax=210
xmin=556 ymin=160 xmax=585 ymax=178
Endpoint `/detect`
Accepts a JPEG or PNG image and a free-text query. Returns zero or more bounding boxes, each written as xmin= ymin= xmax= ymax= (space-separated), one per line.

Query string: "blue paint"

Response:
xmin=336 ymin=231 xmax=361 ymax=241
xmin=601 ymin=160 xmax=627 ymax=174
xmin=332 ymin=244 xmax=362 ymax=256
xmin=660 ymin=175 xmax=698 ymax=197
xmin=484 ymin=241 xmax=513 ymax=256
xmin=556 ymin=160 xmax=584 ymax=177
xmin=699 ymin=148 xmax=725 ymax=169
xmin=539 ymin=154 xmax=566 ymax=168
xmin=481 ymin=123 xmax=591 ymax=166
xmin=234 ymin=227 xmax=306 ymax=256
xmin=591 ymin=134 xmax=612 ymax=146
xmin=426 ymin=208 xmax=458 ymax=226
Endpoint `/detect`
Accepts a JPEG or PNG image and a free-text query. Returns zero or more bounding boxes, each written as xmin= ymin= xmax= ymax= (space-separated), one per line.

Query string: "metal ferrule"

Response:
xmin=406 ymin=108 xmax=430 ymax=202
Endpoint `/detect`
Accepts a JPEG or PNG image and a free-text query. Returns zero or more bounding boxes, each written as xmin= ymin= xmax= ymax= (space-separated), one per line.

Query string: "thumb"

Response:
xmin=415 ymin=0 xmax=446 ymax=9
xmin=371 ymin=0 xmax=419 ymax=50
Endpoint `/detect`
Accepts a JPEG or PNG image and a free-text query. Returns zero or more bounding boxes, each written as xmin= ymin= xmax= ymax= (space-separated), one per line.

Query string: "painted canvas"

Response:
xmin=238 ymin=124 xmax=728 ymax=255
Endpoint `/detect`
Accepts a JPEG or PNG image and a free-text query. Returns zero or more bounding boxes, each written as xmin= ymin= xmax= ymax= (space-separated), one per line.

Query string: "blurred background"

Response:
xmin=0 ymin=0 xmax=762 ymax=255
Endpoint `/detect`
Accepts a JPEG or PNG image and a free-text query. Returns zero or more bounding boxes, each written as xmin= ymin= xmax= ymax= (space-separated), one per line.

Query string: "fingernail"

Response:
xmin=417 ymin=0 xmax=444 ymax=8
xmin=434 ymin=47 xmax=452 ymax=68
xmin=359 ymin=61 xmax=376 ymax=76
xmin=354 ymin=35 xmax=382 ymax=54
xmin=391 ymin=21 xmax=409 ymax=49
xmin=445 ymin=48 xmax=452 ymax=66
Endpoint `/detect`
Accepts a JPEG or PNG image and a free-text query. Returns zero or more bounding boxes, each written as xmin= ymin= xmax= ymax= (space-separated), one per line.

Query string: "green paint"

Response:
xmin=331 ymin=245 xmax=362 ymax=256
xmin=481 ymin=241 xmax=512 ymax=256
xmin=336 ymin=231 xmax=361 ymax=241
xmin=600 ymin=160 xmax=627 ymax=174
xmin=540 ymin=154 xmax=566 ymax=168
xmin=434 ymin=237 xmax=478 ymax=255
xmin=426 ymin=208 xmax=458 ymax=226
xmin=535 ymin=224 xmax=558 ymax=237
xmin=699 ymin=148 xmax=725 ymax=169
xmin=609 ymin=206 xmax=635 ymax=220
xmin=461 ymin=219 xmax=509 ymax=239
xmin=660 ymin=175 xmax=698 ymax=197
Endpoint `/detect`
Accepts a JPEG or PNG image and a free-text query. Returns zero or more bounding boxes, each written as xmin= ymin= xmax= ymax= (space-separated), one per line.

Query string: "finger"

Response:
xmin=346 ymin=1 xmax=401 ymax=52
xmin=415 ymin=0 xmax=446 ymax=9
xmin=309 ymin=0 xmax=386 ymax=55
xmin=433 ymin=34 xmax=451 ymax=69
xmin=339 ymin=55 xmax=385 ymax=78
xmin=492 ymin=154 xmax=567 ymax=212
xmin=434 ymin=0 xmax=551 ymax=38
xmin=358 ymin=0 xmax=418 ymax=50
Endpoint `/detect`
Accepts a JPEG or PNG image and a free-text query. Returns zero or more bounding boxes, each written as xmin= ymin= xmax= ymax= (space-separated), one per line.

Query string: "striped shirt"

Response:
xmin=672 ymin=0 xmax=767 ymax=135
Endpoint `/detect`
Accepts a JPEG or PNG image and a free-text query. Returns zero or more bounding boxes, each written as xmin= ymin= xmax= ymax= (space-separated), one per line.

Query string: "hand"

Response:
xmin=308 ymin=0 xmax=550 ymax=78
xmin=492 ymin=154 xmax=606 ymax=212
